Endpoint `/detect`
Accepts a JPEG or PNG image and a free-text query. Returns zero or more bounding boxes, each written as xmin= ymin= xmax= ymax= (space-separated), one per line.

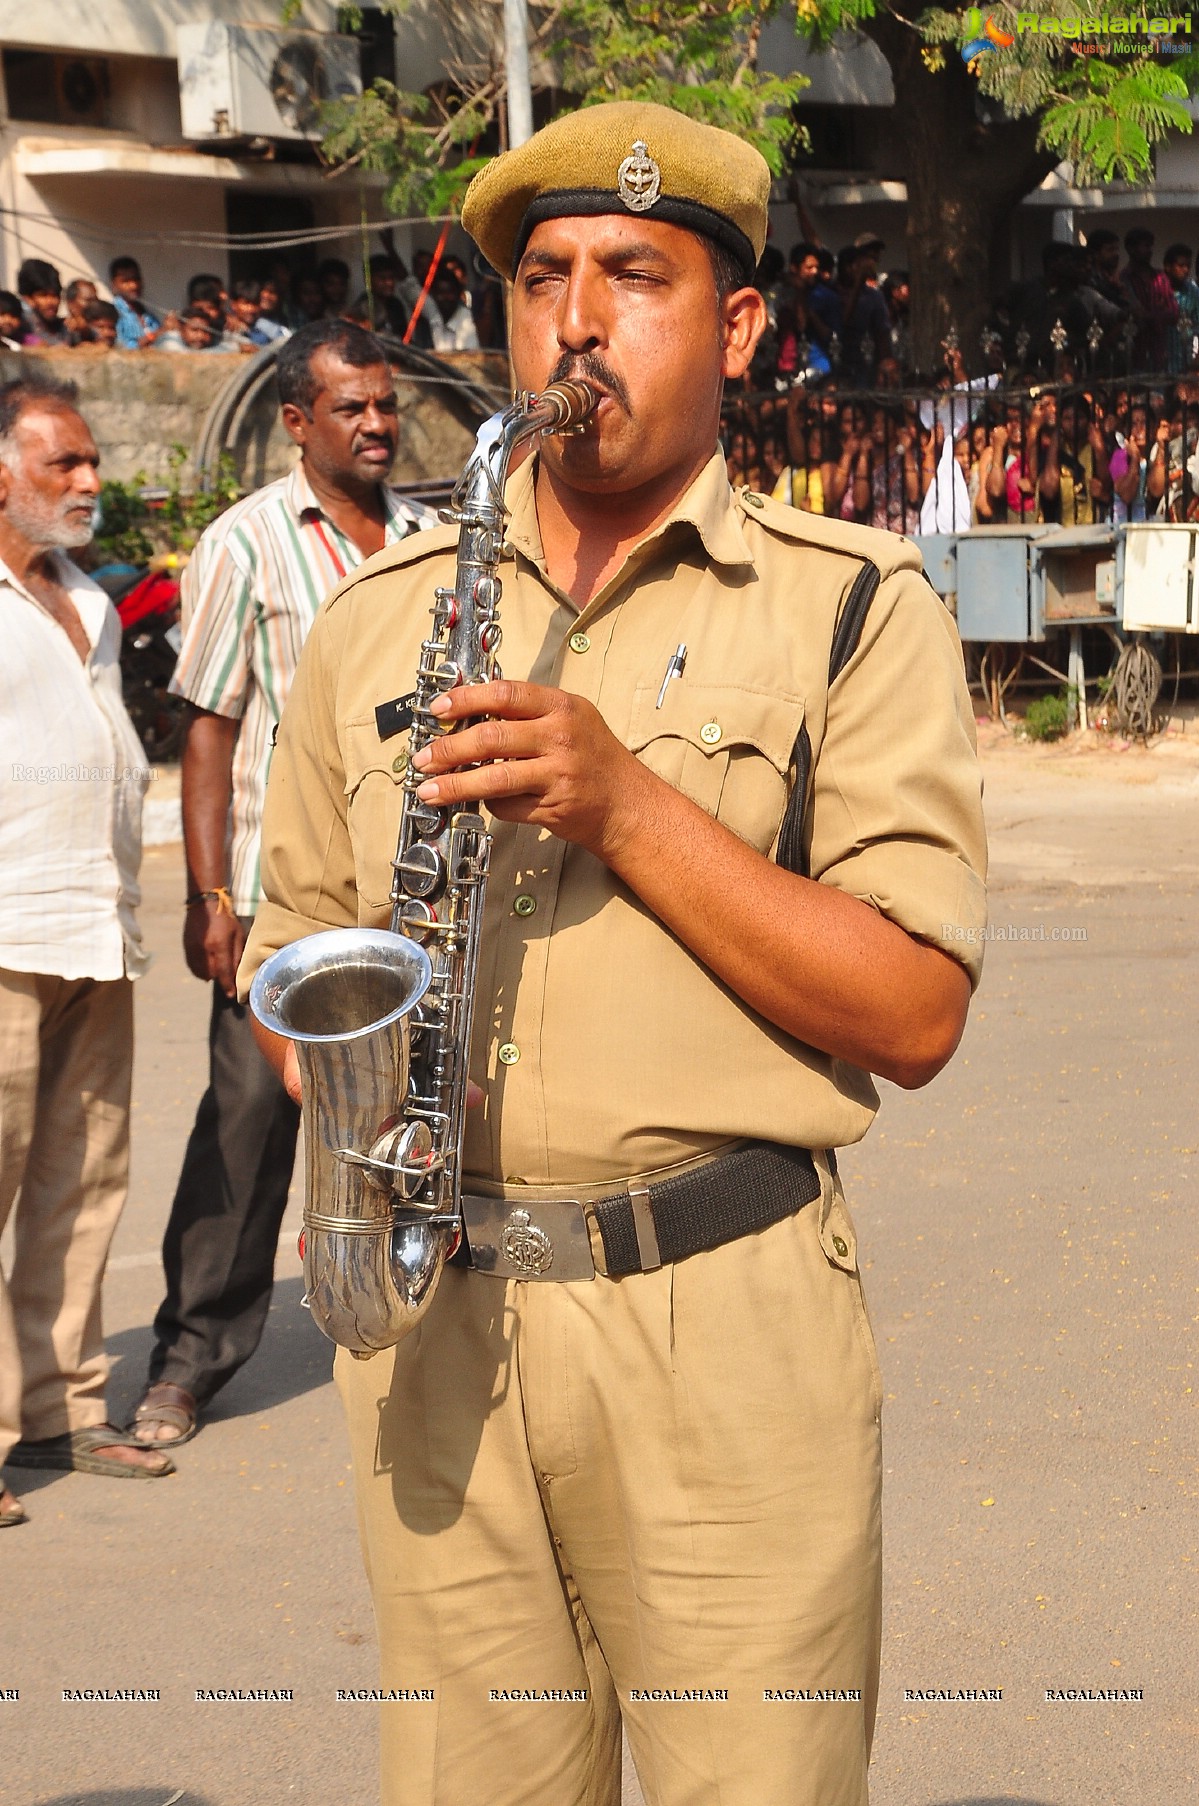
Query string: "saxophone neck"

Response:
xmin=447 ymin=380 xmax=599 ymax=526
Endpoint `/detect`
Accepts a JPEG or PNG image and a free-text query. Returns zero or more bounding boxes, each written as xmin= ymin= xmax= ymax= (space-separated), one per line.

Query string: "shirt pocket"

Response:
xmin=342 ymin=718 xmax=410 ymax=910
xmin=628 ymin=680 xmax=804 ymax=856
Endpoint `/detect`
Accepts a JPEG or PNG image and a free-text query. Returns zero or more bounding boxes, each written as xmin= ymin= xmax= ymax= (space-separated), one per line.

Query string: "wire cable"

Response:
xmin=1111 ymin=638 xmax=1162 ymax=741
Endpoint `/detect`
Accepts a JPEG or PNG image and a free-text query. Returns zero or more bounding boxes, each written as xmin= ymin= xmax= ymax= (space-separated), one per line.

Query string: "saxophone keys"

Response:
xmin=397 ymin=841 xmax=446 ymax=900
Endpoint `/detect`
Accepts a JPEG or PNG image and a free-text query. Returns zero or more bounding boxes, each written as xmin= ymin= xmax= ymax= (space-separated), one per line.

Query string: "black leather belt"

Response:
xmin=460 ymin=1141 xmax=824 ymax=1282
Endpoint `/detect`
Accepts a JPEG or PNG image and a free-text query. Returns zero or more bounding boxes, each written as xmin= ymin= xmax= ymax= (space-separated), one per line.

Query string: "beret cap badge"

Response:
xmin=617 ymin=140 xmax=662 ymax=213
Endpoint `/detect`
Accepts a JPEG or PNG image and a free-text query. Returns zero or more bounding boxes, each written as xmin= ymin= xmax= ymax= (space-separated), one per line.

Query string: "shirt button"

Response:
xmin=700 ymin=721 xmax=722 ymax=745
xmin=568 ymin=631 xmax=590 ymax=653
xmin=513 ymin=894 xmax=537 ymax=917
xmin=498 ymin=1042 xmax=520 ymax=1065
xmin=392 ymin=752 xmax=408 ymax=773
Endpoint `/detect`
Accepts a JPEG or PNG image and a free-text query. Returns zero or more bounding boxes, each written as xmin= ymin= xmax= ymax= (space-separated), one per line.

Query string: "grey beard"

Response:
xmin=3 ymin=488 xmax=95 ymax=551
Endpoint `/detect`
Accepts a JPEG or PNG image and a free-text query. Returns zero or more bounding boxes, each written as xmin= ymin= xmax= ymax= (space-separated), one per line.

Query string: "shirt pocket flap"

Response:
xmin=628 ymin=683 xmax=804 ymax=853
xmin=342 ymin=717 xmax=410 ymax=798
xmin=628 ymin=682 xmax=802 ymax=771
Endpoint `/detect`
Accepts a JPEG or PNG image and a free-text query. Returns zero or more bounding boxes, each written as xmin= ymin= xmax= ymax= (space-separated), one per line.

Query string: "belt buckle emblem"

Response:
xmin=500 ymin=1207 xmax=554 ymax=1276
xmin=617 ymin=140 xmax=661 ymax=213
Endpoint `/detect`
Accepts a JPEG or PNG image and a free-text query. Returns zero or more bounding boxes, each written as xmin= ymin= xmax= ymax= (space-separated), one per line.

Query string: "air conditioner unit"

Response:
xmin=55 ymin=58 xmax=108 ymax=128
xmin=177 ymin=23 xmax=361 ymax=142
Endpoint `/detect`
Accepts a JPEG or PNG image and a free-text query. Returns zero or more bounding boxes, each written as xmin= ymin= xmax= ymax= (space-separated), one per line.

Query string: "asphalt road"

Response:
xmin=2 ymin=741 xmax=1197 ymax=1806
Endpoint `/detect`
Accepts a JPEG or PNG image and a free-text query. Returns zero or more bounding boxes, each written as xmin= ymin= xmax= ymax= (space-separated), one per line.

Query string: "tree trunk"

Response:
xmin=861 ymin=16 xmax=1059 ymax=377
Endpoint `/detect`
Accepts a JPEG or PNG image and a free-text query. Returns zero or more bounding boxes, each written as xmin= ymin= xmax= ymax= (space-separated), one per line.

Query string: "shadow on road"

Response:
xmin=105 ymin=1275 xmax=333 ymax=1428
xmin=31 ymin=1794 xmax=216 ymax=1806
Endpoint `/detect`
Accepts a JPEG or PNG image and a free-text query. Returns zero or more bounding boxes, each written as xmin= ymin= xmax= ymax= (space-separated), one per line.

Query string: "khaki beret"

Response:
xmin=461 ymin=101 xmax=770 ymax=281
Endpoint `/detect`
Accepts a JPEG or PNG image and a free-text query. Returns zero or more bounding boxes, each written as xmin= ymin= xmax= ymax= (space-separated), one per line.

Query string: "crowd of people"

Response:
xmin=749 ymin=225 xmax=1199 ymax=391
xmin=724 ymin=354 xmax=1199 ymax=535
xmin=0 ymin=243 xmax=505 ymax=358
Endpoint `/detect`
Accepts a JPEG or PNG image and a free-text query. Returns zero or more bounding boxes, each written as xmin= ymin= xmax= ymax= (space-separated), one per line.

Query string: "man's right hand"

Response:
xmin=184 ymin=899 xmax=246 ymax=997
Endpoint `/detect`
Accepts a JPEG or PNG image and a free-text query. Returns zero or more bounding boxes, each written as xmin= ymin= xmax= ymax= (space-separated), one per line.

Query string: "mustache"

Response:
xmin=548 ymin=351 xmax=630 ymax=414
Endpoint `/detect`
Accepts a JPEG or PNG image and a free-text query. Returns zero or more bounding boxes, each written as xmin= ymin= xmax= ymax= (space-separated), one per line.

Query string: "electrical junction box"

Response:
xmin=177 ymin=23 xmax=360 ymax=142
xmin=1120 ymin=522 xmax=1199 ymax=632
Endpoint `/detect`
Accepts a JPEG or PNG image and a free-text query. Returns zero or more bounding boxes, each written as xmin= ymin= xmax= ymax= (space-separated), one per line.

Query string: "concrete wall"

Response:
xmin=0 ymin=2 xmax=340 ymax=60
xmin=0 ymin=345 xmax=510 ymax=489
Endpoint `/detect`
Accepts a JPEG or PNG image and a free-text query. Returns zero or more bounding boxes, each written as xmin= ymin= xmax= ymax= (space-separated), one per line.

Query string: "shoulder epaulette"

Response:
xmin=733 ymin=486 xmax=924 ymax=581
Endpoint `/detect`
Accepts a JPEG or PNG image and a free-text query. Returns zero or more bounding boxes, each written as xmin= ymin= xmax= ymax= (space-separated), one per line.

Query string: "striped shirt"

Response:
xmin=169 ymin=463 xmax=436 ymax=913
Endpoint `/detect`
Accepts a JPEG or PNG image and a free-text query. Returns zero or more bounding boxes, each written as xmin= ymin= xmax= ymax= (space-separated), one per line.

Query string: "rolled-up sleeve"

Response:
xmin=808 ymin=570 xmax=989 ymax=988
xmin=237 ymin=600 xmax=359 ymax=999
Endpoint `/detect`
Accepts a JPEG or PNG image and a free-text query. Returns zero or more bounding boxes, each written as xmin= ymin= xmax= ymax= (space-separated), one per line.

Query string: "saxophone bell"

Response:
xmin=249 ymin=927 xmax=440 ymax=1356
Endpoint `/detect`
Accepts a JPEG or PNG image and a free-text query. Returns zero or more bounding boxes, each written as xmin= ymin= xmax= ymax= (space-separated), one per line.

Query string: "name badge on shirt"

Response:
xmin=375 ymin=693 xmax=416 ymax=741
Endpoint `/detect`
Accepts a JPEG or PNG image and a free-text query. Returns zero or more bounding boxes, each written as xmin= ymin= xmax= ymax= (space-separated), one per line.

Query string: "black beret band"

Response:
xmin=512 ymin=189 xmax=758 ymax=282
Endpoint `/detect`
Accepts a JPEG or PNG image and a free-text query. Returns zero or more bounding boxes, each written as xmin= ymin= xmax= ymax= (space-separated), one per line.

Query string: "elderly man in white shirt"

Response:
xmin=0 ymin=373 xmax=174 ymax=1529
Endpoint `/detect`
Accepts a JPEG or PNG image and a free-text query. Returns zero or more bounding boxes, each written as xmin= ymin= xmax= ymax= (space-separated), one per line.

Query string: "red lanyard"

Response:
xmin=309 ymin=516 xmax=348 ymax=583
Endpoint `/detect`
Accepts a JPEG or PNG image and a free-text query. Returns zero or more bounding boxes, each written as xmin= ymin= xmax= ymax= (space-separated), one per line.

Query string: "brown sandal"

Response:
xmin=1 ymin=1485 xmax=27 ymax=1527
xmin=128 ymin=1382 xmax=198 ymax=1447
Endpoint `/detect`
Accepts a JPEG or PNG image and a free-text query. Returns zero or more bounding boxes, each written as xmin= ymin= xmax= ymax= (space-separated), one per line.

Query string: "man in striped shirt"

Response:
xmin=129 ymin=320 xmax=435 ymax=1450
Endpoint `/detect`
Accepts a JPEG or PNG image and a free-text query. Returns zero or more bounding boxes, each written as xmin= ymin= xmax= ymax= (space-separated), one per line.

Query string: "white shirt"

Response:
xmin=429 ymin=302 xmax=480 ymax=353
xmin=0 ymin=553 xmax=149 ymax=981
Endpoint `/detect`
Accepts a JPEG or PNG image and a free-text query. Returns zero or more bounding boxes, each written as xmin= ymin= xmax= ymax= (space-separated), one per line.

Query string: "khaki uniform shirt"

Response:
xmin=240 ymin=449 xmax=987 ymax=1188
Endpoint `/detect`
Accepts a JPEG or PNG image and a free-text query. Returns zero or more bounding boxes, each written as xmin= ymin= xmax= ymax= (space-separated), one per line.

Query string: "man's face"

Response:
xmin=0 ymin=405 xmax=101 ymax=550
xmin=295 ymin=278 xmax=323 ymax=321
xmin=181 ymin=314 xmax=215 ymax=350
xmin=260 ymin=280 xmax=280 ymax=313
xmin=1128 ymin=235 xmax=1153 ymax=268
xmin=29 ymin=288 xmax=61 ymax=325
xmin=1005 ymin=409 xmax=1024 ymax=448
xmin=89 ymin=315 xmax=117 ymax=348
xmin=854 ymin=248 xmax=879 ymax=281
xmin=112 ymin=267 xmax=142 ymax=301
xmin=0 ymin=307 xmax=21 ymax=340
xmin=282 ymin=350 xmax=398 ymax=487
xmin=510 ymin=213 xmax=764 ymax=498
xmin=230 ymin=295 xmax=260 ymax=328
xmin=321 ymin=269 xmax=348 ymax=309
xmin=192 ymin=298 xmax=222 ymax=327
xmin=67 ymin=282 xmax=97 ymax=319
xmin=1165 ymin=255 xmax=1191 ymax=288
xmin=1096 ymin=242 xmax=1121 ymax=278
xmin=792 ymin=254 xmax=819 ymax=290
xmin=373 ymin=268 xmax=397 ymax=300
xmin=432 ymin=274 xmax=461 ymax=322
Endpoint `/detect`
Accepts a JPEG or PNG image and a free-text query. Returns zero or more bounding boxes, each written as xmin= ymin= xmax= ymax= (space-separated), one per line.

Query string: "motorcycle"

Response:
xmin=93 ymin=561 xmax=186 ymax=762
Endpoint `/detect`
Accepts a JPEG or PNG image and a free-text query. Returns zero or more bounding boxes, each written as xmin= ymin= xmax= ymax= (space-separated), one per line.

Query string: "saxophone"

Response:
xmin=249 ymin=378 xmax=597 ymax=1357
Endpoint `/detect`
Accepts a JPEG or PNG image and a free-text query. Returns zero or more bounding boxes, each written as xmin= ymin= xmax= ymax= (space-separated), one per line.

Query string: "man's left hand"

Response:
xmin=411 ymin=681 xmax=645 ymax=861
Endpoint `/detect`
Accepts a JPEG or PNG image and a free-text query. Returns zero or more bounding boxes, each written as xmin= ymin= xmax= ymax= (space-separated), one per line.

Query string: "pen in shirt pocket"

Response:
xmin=656 ymin=643 xmax=687 ymax=708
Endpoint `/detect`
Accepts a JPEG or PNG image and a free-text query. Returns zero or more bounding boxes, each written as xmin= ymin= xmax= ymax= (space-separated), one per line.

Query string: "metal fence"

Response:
xmin=721 ymin=375 xmax=1199 ymax=536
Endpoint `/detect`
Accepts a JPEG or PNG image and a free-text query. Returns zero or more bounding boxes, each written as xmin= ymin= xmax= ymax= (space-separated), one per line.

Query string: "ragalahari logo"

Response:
xmin=962 ymin=8 xmax=1016 ymax=58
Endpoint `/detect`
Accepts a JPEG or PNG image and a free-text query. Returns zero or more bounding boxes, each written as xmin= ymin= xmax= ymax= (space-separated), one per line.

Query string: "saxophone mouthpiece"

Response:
xmin=541 ymin=379 xmax=600 ymax=432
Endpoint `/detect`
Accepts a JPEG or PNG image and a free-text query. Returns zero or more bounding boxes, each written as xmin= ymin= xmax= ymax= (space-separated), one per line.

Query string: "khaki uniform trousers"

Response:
xmin=336 ymin=1179 xmax=883 ymax=1806
xmin=0 ymin=969 xmax=133 ymax=1465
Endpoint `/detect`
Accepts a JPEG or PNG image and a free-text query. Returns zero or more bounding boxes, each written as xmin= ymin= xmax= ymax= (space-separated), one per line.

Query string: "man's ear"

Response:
xmin=280 ymin=401 xmax=309 ymax=448
xmin=721 ymin=286 xmax=768 ymax=383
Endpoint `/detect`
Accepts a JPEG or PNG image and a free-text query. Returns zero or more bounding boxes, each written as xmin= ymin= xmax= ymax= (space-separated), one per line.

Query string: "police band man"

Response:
xmin=242 ymin=104 xmax=987 ymax=1806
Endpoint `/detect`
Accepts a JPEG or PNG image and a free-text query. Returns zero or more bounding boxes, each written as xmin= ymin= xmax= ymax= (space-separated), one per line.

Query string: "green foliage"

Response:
xmin=160 ymin=446 xmax=241 ymax=553
xmin=552 ymin=1 xmax=810 ymax=173
xmin=313 ymin=0 xmax=1194 ymax=221
xmin=917 ymin=2 xmax=1192 ymax=185
xmin=1022 ymin=689 xmax=1074 ymax=742
xmin=92 ymin=448 xmax=240 ymax=565
xmin=94 ymin=477 xmax=155 ymax=566
xmin=313 ymin=0 xmax=810 ymax=218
